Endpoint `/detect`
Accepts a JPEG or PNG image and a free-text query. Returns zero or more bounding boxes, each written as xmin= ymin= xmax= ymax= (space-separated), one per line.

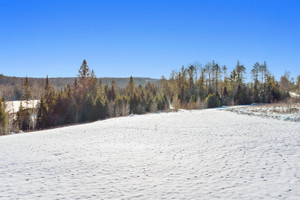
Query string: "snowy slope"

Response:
xmin=0 ymin=109 xmax=300 ymax=199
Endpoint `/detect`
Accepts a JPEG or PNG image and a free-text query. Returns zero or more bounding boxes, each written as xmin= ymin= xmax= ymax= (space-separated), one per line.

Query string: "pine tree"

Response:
xmin=22 ymin=76 xmax=32 ymax=101
xmin=37 ymin=96 xmax=48 ymax=129
xmin=91 ymin=97 xmax=103 ymax=120
xmin=235 ymin=60 xmax=246 ymax=85
xmin=205 ymin=62 xmax=212 ymax=94
xmin=128 ymin=76 xmax=136 ymax=97
xmin=296 ymin=75 xmax=300 ymax=93
xmin=229 ymin=69 xmax=237 ymax=104
xmin=253 ymin=82 xmax=260 ymax=103
xmin=78 ymin=59 xmax=94 ymax=94
xmin=65 ymin=98 xmax=78 ymax=124
xmin=221 ymin=86 xmax=229 ymax=105
xmin=108 ymin=80 xmax=117 ymax=101
xmin=279 ymin=72 xmax=290 ymax=95
xmin=234 ymin=85 xmax=248 ymax=105
xmin=45 ymin=75 xmax=51 ymax=91
xmin=197 ymin=70 xmax=206 ymax=100
xmin=74 ymin=78 xmax=79 ymax=90
xmin=78 ymin=59 xmax=90 ymax=81
xmin=0 ymin=98 xmax=8 ymax=135
xmin=16 ymin=102 xmax=31 ymax=131
xmin=187 ymin=65 xmax=196 ymax=101
xmin=212 ymin=62 xmax=221 ymax=95
xmin=251 ymin=62 xmax=260 ymax=103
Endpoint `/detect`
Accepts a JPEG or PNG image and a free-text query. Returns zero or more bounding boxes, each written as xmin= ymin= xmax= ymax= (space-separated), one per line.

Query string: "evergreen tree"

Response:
xmin=45 ymin=75 xmax=51 ymax=91
xmin=16 ymin=103 xmax=31 ymax=131
xmin=234 ymin=84 xmax=249 ymax=105
xmin=251 ymin=62 xmax=260 ymax=103
xmin=0 ymin=98 xmax=8 ymax=135
xmin=212 ymin=62 xmax=221 ymax=95
xmin=279 ymin=72 xmax=290 ymax=95
xmin=22 ymin=76 xmax=32 ymax=100
xmin=197 ymin=70 xmax=206 ymax=100
xmin=36 ymin=96 xmax=48 ymax=129
xmin=253 ymin=83 xmax=260 ymax=103
xmin=78 ymin=60 xmax=90 ymax=82
xmin=205 ymin=62 xmax=212 ymax=94
xmin=128 ymin=76 xmax=136 ymax=97
xmin=296 ymin=75 xmax=300 ymax=93
xmin=221 ymin=86 xmax=229 ymax=105
xmin=205 ymin=94 xmax=220 ymax=108
xmin=187 ymin=65 xmax=196 ymax=101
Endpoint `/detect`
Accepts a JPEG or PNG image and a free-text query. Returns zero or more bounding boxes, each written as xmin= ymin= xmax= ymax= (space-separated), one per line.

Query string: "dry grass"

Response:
xmin=224 ymin=102 xmax=300 ymax=122
xmin=249 ymin=103 xmax=300 ymax=114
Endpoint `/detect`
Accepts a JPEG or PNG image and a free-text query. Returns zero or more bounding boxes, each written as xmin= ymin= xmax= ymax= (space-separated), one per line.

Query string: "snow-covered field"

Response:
xmin=5 ymin=100 xmax=39 ymax=114
xmin=224 ymin=103 xmax=300 ymax=122
xmin=0 ymin=109 xmax=300 ymax=199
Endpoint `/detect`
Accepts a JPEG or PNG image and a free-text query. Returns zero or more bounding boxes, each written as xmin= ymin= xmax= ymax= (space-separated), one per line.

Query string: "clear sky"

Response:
xmin=0 ymin=0 xmax=299 ymax=80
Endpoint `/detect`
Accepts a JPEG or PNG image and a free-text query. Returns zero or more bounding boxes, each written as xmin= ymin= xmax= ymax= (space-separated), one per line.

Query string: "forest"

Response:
xmin=0 ymin=74 xmax=158 ymax=100
xmin=0 ymin=59 xmax=299 ymax=135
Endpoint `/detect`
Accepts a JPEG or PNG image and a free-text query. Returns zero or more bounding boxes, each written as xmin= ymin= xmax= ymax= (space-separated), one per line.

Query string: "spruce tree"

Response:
xmin=45 ymin=75 xmax=51 ymax=91
xmin=22 ymin=76 xmax=32 ymax=101
xmin=37 ymin=96 xmax=48 ymax=129
xmin=296 ymin=75 xmax=300 ymax=93
xmin=0 ymin=98 xmax=8 ymax=135
xmin=16 ymin=102 xmax=31 ymax=131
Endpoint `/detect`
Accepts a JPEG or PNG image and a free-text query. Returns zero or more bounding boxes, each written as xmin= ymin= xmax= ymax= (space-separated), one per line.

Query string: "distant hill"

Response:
xmin=0 ymin=74 xmax=159 ymax=100
xmin=0 ymin=74 xmax=159 ymax=88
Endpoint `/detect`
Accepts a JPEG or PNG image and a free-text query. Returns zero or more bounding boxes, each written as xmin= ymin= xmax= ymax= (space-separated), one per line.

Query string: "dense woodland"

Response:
xmin=0 ymin=59 xmax=300 ymax=135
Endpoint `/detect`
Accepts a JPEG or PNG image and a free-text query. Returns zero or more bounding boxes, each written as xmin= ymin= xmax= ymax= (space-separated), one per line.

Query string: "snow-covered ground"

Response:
xmin=290 ymin=92 xmax=300 ymax=98
xmin=223 ymin=103 xmax=300 ymax=122
xmin=5 ymin=100 xmax=39 ymax=114
xmin=0 ymin=109 xmax=300 ymax=199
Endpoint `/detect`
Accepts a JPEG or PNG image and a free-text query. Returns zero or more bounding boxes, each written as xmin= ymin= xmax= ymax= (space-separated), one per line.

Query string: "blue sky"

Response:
xmin=0 ymin=0 xmax=299 ymax=80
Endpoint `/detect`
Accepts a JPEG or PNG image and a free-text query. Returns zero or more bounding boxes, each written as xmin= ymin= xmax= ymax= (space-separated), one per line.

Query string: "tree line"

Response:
xmin=162 ymin=60 xmax=299 ymax=109
xmin=0 ymin=59 xmax=299 ymax=135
